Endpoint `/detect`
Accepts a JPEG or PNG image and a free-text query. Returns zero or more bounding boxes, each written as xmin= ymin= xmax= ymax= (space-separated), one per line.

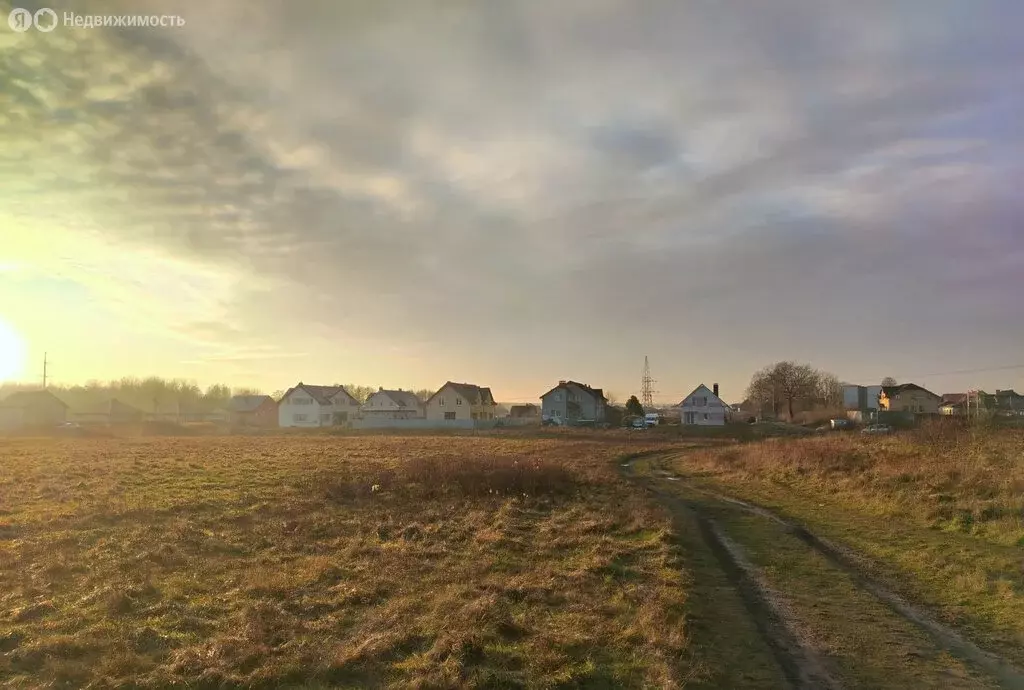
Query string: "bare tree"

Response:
xmin=881 ymin=377 xmax=897 ymax=387
xmin=747 ymin=361 xmax=826 ymax=420
xmin=605 ymin=391 xmax=619 ymax=406
xmin=817 ymin=372 xmax=843 ymax=408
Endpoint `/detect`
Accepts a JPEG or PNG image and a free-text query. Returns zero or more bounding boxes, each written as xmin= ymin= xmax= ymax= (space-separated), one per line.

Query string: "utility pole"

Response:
xmin=42 ymin=352 xmax=48 ymax=389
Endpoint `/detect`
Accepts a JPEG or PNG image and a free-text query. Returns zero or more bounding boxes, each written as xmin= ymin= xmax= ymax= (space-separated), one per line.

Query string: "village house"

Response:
xmin=362 ymin=388 xmax=425 ymax=420
xmin=540 ymin=380 xmax=607 ymax=424
xmin=277 ymin=383 xmax=361 ymax=428
xmin=228 ymin=395 xmax=279 ymax=428
xmin=71 ymin=398 xmax=145 ymax=426
xmin=879 ymin=384 xmax=941 ymax=414
xmin=0 ymin=390 xmax=68 ymax=430
xmin=425 ymin=382 xmax=498 ymax=421
xmin=678 ymin=383 xmax=730 ymax=426
xmin=939 ymin=393 xmax=967 ymax=416
xmin=509 ymin=403 xmax=540 ymax=419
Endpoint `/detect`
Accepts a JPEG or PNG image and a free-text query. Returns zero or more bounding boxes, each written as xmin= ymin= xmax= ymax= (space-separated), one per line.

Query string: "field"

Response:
xmin=2 ymin=428 xmax=1023 ymax=688
xmin=0 ymin=434 xmax=696 ymax=689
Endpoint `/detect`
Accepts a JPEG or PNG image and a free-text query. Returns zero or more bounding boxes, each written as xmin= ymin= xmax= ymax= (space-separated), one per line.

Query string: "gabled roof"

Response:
xmin=280 ymin=383 xmax=356 ymax=406
xmin=368 ymin=389 xmax=423 ymax=408
xmin=427 ymin=382 xmax=497 ymax=406
xmin=0 ymin=389 xmax=69 ymax=408
xmin=72 ymin=398 xmax=145 ymax=416
xmin=230 ymin=395 xmax=275 ymax=413
xmin=539 ymin=381 xmax=606 ymax=402
xmin=941 ymin=393 xmax=967 ymax=405
xmin=677 ymin=384 xmax=727 ymax=408
xmin=881 ymin=383 xmax=939 ymax=399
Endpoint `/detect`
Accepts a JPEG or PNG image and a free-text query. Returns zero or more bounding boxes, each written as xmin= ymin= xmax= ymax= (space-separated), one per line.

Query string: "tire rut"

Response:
xmin=641 ymin=452 xmax=1024 ymax=690
xmin=628 ymin=461 xmax=842 ymax=689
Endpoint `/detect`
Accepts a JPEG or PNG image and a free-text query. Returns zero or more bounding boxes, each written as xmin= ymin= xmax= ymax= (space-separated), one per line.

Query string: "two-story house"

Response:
xmin=878 ymin=384 xmax=940 ymax=414
xmin=277 ymin=383 xmax=361 ymax=427
xmin=425 ymin=381 xmax=498 ymax=421
xmin=540 ymin=380 xmax=607 ymax=424
xmin=362 ymin=388 xmax=424 ymax=419
xmin=678 ymin=383 xmax=729 ymax=426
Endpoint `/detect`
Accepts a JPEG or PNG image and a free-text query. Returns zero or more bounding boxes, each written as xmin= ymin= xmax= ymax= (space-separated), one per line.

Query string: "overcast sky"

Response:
xmin=1 ymin=0 xmax=1022 ymax=402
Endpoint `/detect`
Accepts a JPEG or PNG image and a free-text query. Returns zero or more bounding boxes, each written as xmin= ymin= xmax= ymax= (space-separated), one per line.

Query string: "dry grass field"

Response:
xmin=668 ymin=425 xmax=1024 ymax=667
xmin=0 ymin=434 xmax=694 ymax=689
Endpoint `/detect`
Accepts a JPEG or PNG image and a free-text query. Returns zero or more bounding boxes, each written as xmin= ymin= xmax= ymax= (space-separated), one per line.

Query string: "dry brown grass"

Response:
xmin=0 ymin=435 xmax=692 ymax=688
xmin=670 ymin=425 xmax=1024 ymax=663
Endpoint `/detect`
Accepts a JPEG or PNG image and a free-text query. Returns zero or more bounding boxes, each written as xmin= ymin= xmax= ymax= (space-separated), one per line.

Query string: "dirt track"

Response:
xmin=621 ymin=451 xmax=1024 ymax=690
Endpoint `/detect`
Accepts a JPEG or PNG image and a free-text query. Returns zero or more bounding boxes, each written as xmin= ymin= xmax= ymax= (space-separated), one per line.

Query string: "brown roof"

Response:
xmin=427 ymin=382 xmax=496 ymax=406
xmin=881 ymin=383 xmax=939 ymax=399
xmin=1 ymin=390 xmax=68 ymax=408
xmin=282 ymin=383 xmax=356 ymax=406
xmin=229 ymin=395 xmax=275 ymax=412
xmin=373 ymin=389 xmax=423 ymax=408
xmin=540 ymin=381 xmax=606 ymax=402
xmin=941 ymin=393 xmax=967 ymax=405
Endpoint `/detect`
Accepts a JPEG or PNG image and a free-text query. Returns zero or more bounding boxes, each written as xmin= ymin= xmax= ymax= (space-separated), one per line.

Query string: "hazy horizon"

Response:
xmin=1 ymin=0 xmax=1022 ymax=404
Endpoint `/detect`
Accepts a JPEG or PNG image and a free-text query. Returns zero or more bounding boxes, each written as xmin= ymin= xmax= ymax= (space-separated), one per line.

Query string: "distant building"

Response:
xmin=425 ymin=382 xmax=498 ymax=421
xmin=71 ymin=398 xmax=145 ymax=425
xmin=678 ymin=383 xmax=729 ymax=426
xmin=842 ymin=384 xmax=882 ymax=411
xmin=509 ymin=403 xmax=540 ymax=419
xmin=939 ymin=393 xmax=967 ymax=416
xmin=362 ymin=388 xmax=425 ymax=420
xmin=0 ymin=390 xmax=68 ymax=430
xmin=228 ymin=395 xmax=278 ymax=428
xmin=540 ymin=380 xmax=607 ymax=424
xmin=278 ymin=383 xmax=361 ymax=428
xmin=879 ymin=384 xmax=940 ymax=414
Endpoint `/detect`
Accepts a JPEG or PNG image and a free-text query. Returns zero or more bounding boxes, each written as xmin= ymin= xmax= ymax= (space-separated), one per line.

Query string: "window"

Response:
xmin=704 ymin=413 xmax=709 ymax=420
xmin=439 ymin=398 xmax=445 ymax=406
xmin=292 ymin=398 xmax=313 ymax=405
xmin=444 ymin=411 xmax=456 ymax=420
xmin=456 ymin=398 xmax=462 ymax=406
xmin=293 ymin=414 xmax=308 ymax=422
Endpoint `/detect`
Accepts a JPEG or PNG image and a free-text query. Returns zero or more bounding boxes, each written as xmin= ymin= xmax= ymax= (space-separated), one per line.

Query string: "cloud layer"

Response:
xmin=1 ymin=0 xmax=1022 ymax=398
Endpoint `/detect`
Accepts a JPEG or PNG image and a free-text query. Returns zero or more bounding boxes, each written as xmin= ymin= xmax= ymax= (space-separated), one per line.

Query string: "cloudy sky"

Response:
xmin=1 ymin=0 xmax=1022 ymax=402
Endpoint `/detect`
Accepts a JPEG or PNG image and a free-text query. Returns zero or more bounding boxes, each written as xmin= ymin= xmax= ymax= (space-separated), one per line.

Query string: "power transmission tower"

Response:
xmin=641 ymin=356 xmax=657 ymax=411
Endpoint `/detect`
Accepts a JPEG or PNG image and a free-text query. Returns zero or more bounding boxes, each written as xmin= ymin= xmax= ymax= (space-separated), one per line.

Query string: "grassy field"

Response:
xmin=0 ymin=434 xmax=701 ymax=689
xmin=665 ymin=425 xmax=1024 ymax=668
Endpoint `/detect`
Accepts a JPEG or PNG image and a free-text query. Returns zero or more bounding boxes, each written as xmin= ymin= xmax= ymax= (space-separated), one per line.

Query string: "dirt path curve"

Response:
xmin=621 ymin=450 xmax=1024 ymax=690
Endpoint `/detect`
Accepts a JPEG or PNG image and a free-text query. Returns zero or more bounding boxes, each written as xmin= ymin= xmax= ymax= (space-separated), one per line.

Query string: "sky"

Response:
xmin=0 ymin=0 xmax=1022 ymax=403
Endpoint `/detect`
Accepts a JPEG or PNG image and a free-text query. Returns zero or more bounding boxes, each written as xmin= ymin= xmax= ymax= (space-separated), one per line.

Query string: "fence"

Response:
xmin=351 ymin=417 xmax=505 ymax=430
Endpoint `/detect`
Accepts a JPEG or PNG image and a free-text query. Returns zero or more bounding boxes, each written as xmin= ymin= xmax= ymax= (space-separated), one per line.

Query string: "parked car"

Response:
xmin=861 ymin=424 xmax=893 ymax=435
xmin=644 ymin=413 xmax=660 ymax=427
xmin=631 ymin=417 xmax=646 ymax=429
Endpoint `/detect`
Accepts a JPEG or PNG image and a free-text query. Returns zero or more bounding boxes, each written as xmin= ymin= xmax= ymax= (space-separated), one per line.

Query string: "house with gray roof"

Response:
xmin=362 ymin=388 xmax=425 ymax=419
xmin=277 ymin=382 xmax=361 ymax=427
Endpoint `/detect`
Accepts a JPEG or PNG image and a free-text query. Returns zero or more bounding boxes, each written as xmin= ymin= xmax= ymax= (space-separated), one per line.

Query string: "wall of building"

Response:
xmin=278 ymin=391 xmax=324 ymax=427
xmin=353 ymin=417 xmax=501 ymax=430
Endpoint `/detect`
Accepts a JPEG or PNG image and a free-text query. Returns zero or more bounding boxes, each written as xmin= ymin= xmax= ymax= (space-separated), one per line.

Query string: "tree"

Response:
xmin=817 ymin=372 xmax=843 ymax=408
xmin=746 ymin=361 xmax=823 ymax=421
xmin=625 ymin=395 xmax=644 ymax=417
xmin=881 ymin=377 xmax=897 ymax=387
xmin=413 ymin=389 xmax=435 ymax=402
xmin=605 ymin=391 xmax=619 ymax=406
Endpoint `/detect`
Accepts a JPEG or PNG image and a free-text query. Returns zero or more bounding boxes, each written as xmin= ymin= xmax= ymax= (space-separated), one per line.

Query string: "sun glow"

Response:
xmin=0 ymin=317 xmax=27 ymax=382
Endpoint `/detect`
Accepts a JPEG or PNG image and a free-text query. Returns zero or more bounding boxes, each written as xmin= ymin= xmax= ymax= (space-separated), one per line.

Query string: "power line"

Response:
xmin=890 ymin=364 xmax=1024 ymax=380
xmin=641 ymin=356 xmax=657 ymax=411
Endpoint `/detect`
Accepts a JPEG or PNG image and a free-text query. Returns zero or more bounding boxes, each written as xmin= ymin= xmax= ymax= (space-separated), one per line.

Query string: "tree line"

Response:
xmin=0 ymin=378 xmax=435 ymax=412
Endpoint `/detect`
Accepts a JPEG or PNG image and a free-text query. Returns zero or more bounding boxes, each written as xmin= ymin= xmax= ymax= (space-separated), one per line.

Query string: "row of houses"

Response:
xmin=842 ymin=383 xmax=1024 ymax=418
xmin=538 ymin=380 xmax=732 ymax=427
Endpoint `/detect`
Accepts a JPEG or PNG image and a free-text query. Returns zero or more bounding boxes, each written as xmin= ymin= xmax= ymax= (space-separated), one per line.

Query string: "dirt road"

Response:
xmin=622 ymin=450 xmax=1024 ymax=690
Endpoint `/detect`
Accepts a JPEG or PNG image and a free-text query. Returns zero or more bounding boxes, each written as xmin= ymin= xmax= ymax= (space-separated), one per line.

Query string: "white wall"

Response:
xmin=679 ymin=385 xmax=728 ymax=426
xmin=278 ymin=391 xmax=324 ymax=428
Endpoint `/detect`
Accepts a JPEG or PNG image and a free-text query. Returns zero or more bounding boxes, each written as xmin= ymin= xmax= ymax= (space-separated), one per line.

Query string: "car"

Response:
xmin=861 ymin=424 xmax=893 ymax=435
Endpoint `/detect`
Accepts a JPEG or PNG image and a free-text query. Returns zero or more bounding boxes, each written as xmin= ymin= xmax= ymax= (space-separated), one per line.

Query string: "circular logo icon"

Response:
xmin=8 ymin=8 xmax=32 ymax=32
xmin=34 ymin=7 xmax=57 ymax=32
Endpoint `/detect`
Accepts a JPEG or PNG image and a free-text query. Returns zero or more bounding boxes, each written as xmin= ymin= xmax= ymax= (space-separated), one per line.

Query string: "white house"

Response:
xmin=277 ymin=383 xmax=361 ymax=428
xmin=678 ymin=383 xmax=730 ymax=426
xmin=362 ymin=388 xmax=424 ymax=419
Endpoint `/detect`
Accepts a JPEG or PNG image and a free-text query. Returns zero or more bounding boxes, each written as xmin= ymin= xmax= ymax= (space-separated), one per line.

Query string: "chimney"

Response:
xmin=713 ymin=383 xmax=719 ymax=398
xmin=558 ymin=380 xmax=566 ymax=385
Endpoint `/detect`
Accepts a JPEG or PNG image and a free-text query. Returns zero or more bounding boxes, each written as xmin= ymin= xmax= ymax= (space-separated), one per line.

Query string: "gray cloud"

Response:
xmin=2 ymin=0 xmax=1023 ymax=395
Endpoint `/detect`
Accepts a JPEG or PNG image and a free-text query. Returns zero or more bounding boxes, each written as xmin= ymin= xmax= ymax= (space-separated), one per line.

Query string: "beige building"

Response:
xmin=878 ymin=384 xmax=940 ymax=414
xmin=425 ymin=382 xmax=497 ymax=421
